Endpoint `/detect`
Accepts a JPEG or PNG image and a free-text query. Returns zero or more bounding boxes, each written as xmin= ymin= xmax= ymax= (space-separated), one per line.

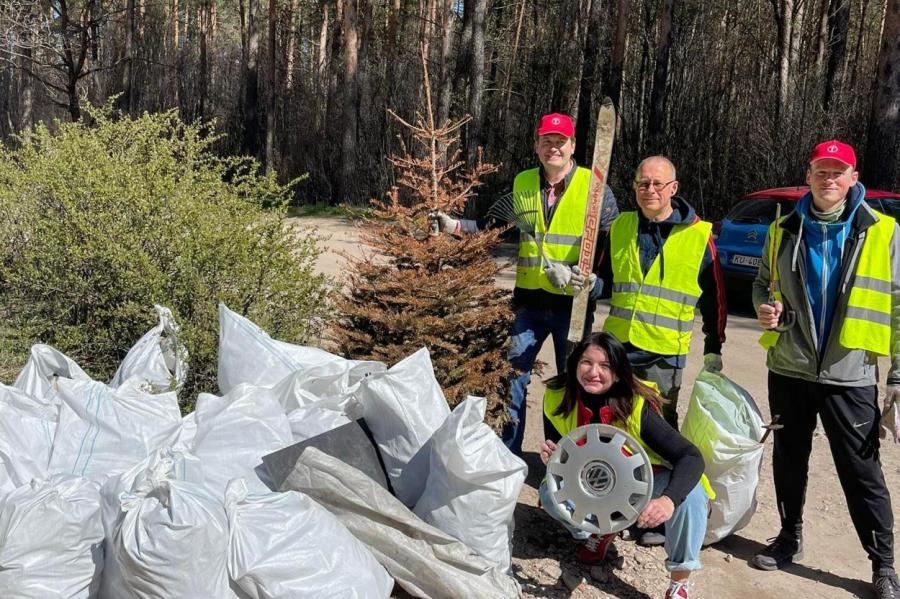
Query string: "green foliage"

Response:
xmin=0 ymin=108 xmax=333 ymax=407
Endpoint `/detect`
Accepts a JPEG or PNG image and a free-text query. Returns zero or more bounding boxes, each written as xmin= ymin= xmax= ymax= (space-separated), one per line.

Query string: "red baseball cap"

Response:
xmin=809 ymin=139 xmax=856 ymax=168
xmin=536 ymin=113 xmax=575 ymax=137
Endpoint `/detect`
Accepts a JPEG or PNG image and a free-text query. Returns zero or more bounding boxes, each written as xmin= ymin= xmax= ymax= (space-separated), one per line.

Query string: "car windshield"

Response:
xmin=726 ymin=199 xmax=794 ymax=224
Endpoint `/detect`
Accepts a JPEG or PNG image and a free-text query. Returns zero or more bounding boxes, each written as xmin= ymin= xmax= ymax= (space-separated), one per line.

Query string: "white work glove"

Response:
xmin=544 ymin=262 xmax=574 ymax=289
xmin=569 ymin=265 xmax=597 ymax=293
xmin=428 ymin=211 xmax=477 ymax=235
xmin=703 ymin=353 xmax=723 ymax=373
xmin=881 ymin=386 xmax=900 ymax=444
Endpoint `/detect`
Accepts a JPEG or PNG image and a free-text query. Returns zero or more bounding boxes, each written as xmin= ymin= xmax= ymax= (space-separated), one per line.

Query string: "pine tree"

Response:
xmin=331 ymin=49 xmax=514 ymax=429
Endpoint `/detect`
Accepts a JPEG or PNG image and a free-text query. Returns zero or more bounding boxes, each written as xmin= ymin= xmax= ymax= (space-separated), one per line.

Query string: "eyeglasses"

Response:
xmin=635 ymin=179 xmax=676 ymax=192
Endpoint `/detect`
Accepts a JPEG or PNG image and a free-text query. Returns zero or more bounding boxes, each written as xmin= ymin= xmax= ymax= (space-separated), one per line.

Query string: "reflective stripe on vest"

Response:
xmin=760 ymin=211 xmax=895 ymax=355
xmin=603 ymin=212 xmax=711 ymax=355
xmin=542 ymin=386 xmax=715 ymax=499
xmin=513 ymin=167 xmax=592 ymax=295
xmin=839 ymin=211 xmax=895 ymax=355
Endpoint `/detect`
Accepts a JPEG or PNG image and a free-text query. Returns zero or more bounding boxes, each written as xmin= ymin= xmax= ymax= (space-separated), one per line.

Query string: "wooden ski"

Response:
xmin=566 ymin=98 xmax=616 ymax=348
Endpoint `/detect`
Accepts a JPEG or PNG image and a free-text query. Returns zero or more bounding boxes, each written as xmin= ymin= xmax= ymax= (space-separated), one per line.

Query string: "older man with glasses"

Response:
xmin=594 ymin=155 xmax=727 ymax=430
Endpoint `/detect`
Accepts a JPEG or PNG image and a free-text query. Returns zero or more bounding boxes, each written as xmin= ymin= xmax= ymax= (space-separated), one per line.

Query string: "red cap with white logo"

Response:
xmin=809 ymin=139 xmax=857 ymax=168
xmin=536 ymin=113 xmax=575 ymax=137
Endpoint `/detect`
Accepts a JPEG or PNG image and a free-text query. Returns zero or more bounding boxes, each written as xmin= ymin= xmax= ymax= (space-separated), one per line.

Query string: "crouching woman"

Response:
xmin=538 ymin=332 xmax=712 ymax=599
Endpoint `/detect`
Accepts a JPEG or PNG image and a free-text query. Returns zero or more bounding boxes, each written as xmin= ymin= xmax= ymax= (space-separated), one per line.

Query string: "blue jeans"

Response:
xmin=539 ymin=468 xmax=708 ymax=571
xmin=501 ymin=305 xmax=594 ymax=455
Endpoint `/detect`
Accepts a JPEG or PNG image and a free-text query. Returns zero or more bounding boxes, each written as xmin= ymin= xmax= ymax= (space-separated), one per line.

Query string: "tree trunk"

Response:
xmin=384 ymin=0 xmax=401 ymax=97
xmin=574 ymin=0 xmax=604 ymax=164
xmin=773 ymin=0 xmax=794 ymax=127
xmin=815 ymin=0 xmax=828 ymax=75
xmin=198 ymin=3 xmax=210 ymax=117
xmin=863 ymin=0 xmax=900 ymax=187
xmin=466 ymin=0 xmax=486 ymax=165
xmin=337 ymin=0 xmax=359 ymax=203
xmin=284 ymin=0 xmax=300 ymax=90
xmin=649 ymin=0 xmax=677 ymax=149
xmin=849 ymin=0 xmax=872 ymax=90
xmin=824 ymin=0 xmax=852 ymax=110
xmin=242 ymin=0 xmax=261 ymax=156
xmin=120 ymin=0 xmax=135 ymax=113
xmin=436 ymin=0 xmax=456 ymax=128
xmin=606 ymin=0 xmax=630 ymax=114
xmin=265 ymin=0 xmax=277 ymax=172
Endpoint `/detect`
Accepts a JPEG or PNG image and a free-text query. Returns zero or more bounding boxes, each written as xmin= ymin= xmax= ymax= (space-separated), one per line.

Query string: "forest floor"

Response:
xmin=297 ymin=215 xmax=898 ymax=599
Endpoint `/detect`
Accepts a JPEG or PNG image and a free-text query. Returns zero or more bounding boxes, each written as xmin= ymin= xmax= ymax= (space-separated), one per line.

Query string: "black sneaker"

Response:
xmin=750 ymin=533 xmax=803 ymax=571
xmin=874 ymin=568 xmax=900 ymax=599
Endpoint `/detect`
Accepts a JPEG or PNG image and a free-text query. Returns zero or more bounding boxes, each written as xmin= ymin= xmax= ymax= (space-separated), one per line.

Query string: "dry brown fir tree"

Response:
xmin=331 ymin=61 xmax=515 ymax=429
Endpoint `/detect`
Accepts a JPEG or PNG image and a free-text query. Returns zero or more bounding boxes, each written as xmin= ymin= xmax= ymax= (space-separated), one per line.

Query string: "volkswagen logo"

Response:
xmin=745 ymin=230 xmax=759 ymax=242
xmin=827 ymin=144 xmax=839 ymax=153
xmin=551 ymin=117 xmax=560 ymax=125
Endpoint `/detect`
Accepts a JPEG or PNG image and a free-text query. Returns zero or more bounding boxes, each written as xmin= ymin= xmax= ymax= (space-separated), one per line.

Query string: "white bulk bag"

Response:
xmin=190 ymin=384 xmax=293 ymax=494
xmin=681 ymin=370 xmax=765 ymax=544
xmin=110 ymin=305 xmax=188 ymax=393
xmin=354 ymin=347 xmax=450 ymax=506
xmin=217 ymin=304 xmax=381 ymax=394
xmin=0 ymin=384 xmax=58 ymax=495
xmin=414 ymin=396 xmax=527 ymax=572
xmin=106 ymin=476 xmax=241 ymax=599
xmin=99 ymin=446 xmax=207 ymax=599
xmin=14 ymin=344 xmax=90 ymax=401
xmin=48 ymin=378 xmax=182 ymax=483
xmin=0 ymin=474 xmax=104 ymax=598
xmin=225 ymin=479 xmax=393 ymax=599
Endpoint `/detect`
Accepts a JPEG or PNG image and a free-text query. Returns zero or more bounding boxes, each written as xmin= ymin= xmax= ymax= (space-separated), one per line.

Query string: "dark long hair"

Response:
xmin=546 ymin=331 xmax=664 ymax=423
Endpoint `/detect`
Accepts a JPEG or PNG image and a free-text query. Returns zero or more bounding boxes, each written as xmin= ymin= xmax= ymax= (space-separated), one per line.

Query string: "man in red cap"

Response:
xmin=752 ymin=140 xmax=899 ymax=598
xmin=431 ymin=112 xmax=618 ymax=455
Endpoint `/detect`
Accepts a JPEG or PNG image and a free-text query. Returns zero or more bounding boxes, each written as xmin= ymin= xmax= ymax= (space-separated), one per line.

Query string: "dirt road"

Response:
xmin=296 ymin=216 xmax=898 ymax=599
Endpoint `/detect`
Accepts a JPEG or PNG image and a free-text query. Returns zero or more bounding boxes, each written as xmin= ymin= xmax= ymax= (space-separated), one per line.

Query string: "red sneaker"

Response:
xmin=664 ymin=580 xmax=691 ymax=599
xmin=575 ymin=533 xmax=615 ymax=564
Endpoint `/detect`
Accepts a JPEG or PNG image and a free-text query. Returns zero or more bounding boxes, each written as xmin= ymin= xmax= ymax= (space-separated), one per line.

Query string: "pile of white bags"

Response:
xmin=0 ymin=304 xmax=524 ymax=597
xmin=414 ymin=396 xmax=527 ymax=572
xmin=682 ymin=370 xmax=765 ymax=544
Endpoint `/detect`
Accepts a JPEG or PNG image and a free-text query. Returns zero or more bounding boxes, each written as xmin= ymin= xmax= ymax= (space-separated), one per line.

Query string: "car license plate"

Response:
xmin=731 ymin=254 xmax=761 ymax=268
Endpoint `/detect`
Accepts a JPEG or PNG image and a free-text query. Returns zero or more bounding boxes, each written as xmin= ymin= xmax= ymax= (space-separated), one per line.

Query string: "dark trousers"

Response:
xmin=768 ymin=371 xmax=894 ymax=570
xmin=632 ymin=358 xmax=683 ymax=429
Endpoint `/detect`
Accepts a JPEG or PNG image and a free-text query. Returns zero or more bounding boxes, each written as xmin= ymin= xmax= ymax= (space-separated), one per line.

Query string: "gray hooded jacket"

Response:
xmin=752 ymin=194 xmax=900 ymax=387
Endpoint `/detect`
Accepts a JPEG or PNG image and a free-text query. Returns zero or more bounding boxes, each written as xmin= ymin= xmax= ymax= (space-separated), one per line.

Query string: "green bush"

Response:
xmin=0 ymin=108 xmax=333 ymax=408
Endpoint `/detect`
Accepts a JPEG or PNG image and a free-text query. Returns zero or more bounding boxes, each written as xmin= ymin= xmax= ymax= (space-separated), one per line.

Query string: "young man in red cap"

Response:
xmin=432 ymin=112 xmax=618 ymax=455
xmin=752 ymin=140 xmax=899 ymax=599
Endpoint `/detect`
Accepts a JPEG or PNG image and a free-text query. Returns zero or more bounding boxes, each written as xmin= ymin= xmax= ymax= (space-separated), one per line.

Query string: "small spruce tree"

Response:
xmin=332 ymin=51 xmax=515 ymax=429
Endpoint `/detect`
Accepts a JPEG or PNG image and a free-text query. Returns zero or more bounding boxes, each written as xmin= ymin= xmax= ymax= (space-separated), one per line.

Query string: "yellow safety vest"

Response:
xmin=542 ymin=386 xmax=715 ymax=499
xmin=603 ymin=212 xmax=712 ymax=356
xmin=513 ymin=167 xmax=591 ymax=296
xmin=760 ymin=210 xmax=895 ymax=354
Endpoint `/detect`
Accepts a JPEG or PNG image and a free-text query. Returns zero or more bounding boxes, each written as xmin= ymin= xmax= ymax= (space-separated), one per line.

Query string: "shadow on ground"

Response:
xmin=707 ymin=534 xmax=872 ymax=597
